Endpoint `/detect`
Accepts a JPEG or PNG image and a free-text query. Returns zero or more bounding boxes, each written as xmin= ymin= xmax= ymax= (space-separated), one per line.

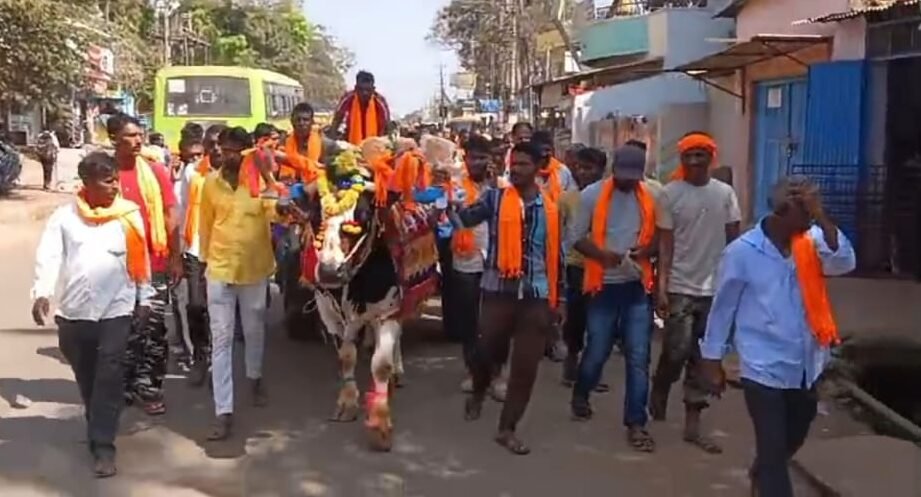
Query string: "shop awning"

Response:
xmin=794 ymin=0 xmax=920 ymax=24
xmin=674 ymin=34 xmax=830 ymax=78
xmin=532 ymin=57 xmax=664 ymax=92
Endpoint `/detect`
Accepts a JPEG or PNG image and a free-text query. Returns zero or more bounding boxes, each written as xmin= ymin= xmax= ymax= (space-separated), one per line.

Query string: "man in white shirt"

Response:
xmin=31 ymin=152 xmax=154 ymax=478
xmin=651 ymin=132 xmax=741 ymax=454
xmin=177 ymin=125 xmax=224 ymax=386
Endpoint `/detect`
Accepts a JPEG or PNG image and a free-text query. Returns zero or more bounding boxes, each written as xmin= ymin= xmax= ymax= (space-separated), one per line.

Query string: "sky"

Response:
xmin=307 ymin=0 xmax=460 ymax=117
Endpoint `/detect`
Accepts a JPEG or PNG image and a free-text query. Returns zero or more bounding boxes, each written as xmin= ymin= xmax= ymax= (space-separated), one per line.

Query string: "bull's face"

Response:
xmin=314 ymin=188 xmax=378 ymax=289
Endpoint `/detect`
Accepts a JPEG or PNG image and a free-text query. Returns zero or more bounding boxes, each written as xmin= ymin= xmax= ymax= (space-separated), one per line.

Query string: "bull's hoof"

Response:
xmin=392 ymin=374 xmax=405 ymax=389
xmin=368 ymin=425 xmax=393 ymax=452
xmin=329 ymin=402 xmax=360 ymax=423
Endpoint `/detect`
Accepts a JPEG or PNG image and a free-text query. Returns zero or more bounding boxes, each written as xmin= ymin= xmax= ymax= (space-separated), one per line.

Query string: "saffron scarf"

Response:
xmin=75 ymin=191 xmax=150 ymax=283
xmin=451 ymin=175 xmax=480 ymax=256
xmin=497 ymin=187 xmax=561 ymax=308
xmin=281 ymin=132 xmax=321 ymax=183
xmin=582 ymin=180 xmax=656 ymax=294
xmin=393 ymin=150 xmax=431 ymax=209
xmin=183 ymin=157 xmax=211 ymax=248
xmin=370 ymin=152 xmax=395 ymax=207
xmin=348 ymin=94 xmax=380 ymax=145
xmin=539 ymin=157 xmax=564 ymax=202
xmin=791 ymin=233 xmax=839 ymax=346
xmin=671 ymin=133 xmax=719 ymax=182
xmin=133 ymin=157 xmax=169 ymax=258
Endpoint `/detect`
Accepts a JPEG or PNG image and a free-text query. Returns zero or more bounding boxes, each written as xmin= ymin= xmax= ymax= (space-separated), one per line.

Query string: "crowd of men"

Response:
xmin=29 ymin=70 xmax=855 ymax=497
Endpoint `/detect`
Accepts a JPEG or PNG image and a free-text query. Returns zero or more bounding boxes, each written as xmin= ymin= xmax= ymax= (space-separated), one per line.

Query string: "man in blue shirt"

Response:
xmin=700 ymin=175 xmax=855 ymax=497
xmin=451 ymin=141 xmax=564 ymax=456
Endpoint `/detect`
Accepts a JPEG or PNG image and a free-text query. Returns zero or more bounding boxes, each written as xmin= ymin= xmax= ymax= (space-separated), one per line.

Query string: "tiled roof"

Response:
xmin=796 ymin=0 xmax=921 ymax=24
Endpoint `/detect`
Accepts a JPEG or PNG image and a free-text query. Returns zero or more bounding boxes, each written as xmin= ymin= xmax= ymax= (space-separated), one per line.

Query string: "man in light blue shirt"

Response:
xmin=700 ymin=176 xmax=856 ymax=497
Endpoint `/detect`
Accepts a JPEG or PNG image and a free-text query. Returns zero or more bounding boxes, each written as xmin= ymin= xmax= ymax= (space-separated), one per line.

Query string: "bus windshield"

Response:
xmin=165 ymin=76 xmax=251 ymax=117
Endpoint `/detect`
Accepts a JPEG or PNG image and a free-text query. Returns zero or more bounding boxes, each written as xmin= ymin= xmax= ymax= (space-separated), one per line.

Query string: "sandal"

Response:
xmin=627 ymin=426 xmax=656 ymax=453
xmin=570 ymin=399 xmax=593 ymax=421
xmin=141 ymin=399 xmax=166 ymax=416
xmin=495 ymin=432 xmax=530 ymax=455
xmin=464 ymin=397 xmax=483 ymax=421
xmin=683 ymin=433 xmax=723 ymax=454
xmin=93 ymin=455 xmax=117 ymax=478
xmin=207 ymin=414 xmax=233 ymax=441
xmin=594 ymin=382 xmax=610 ymax=393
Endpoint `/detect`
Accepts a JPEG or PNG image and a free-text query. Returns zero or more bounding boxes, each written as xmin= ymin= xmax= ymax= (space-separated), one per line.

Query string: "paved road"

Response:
xmin=0 ymin=221 xmax=824 ymax=497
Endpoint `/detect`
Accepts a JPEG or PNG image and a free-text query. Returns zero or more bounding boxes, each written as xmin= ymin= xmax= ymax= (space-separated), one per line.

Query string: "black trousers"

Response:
xmin=742 ymin=378 xmax=818 ymax=497
xmin=57 ymin=316 xmax=132 ymax=457
xmin=563 ymin=265 xmax=588 ymax=356
xmin=448 ymin=270 xmax=482 ymax=372
xmin=183 ymin=254 xmax=211 ymax=362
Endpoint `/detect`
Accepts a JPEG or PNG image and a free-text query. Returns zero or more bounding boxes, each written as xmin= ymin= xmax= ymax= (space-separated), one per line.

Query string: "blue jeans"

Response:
xmin=573 ymin=281 xmax=652 ymax=427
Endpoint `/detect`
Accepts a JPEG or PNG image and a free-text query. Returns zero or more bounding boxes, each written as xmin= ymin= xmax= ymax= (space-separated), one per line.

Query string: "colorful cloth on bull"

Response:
xmin=384 ymin=203 xmax=440 ymax=318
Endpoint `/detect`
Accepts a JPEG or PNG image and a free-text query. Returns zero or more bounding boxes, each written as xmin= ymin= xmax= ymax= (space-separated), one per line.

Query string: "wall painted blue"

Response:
xmin=579 ymin=15 xmax=649 ymax=61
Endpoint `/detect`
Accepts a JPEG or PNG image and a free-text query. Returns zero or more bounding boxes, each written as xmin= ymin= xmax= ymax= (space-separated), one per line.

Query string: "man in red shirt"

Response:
xmin=107 ymin=113 xmax=181 ymax=416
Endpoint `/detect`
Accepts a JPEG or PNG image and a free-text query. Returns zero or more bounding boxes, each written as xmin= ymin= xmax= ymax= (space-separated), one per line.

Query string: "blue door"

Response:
xmin=752 ymin=79 xmax=808 ymax=219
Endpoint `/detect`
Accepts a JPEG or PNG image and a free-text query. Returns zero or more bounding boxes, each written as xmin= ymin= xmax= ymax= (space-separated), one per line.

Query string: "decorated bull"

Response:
xmin=292 ymin=137 xmax=440 ymax=450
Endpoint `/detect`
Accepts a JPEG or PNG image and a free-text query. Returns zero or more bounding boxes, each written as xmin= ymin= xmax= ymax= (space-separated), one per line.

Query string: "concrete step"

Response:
xmin=795 ymin=435 xmax=921 ymax=496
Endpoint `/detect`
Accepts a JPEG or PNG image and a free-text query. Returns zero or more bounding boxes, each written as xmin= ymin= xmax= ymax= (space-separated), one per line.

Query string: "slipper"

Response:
xmin=593 ymin=382 xmax=610 ymax=393
xmin=627 ymin=426 xmax=656 ymax=453
xmin=207 ymin=415 xmax=233 ymax=441
xmin=93 ymin=456 xmax=117 ymax=479
xmin=141 ymin=399 xmax=166 ymax=416
xmin=495 ymin=432 xmax=530 ymax=455
xmin=464 ymin=397 xmax=482 ymax=421
xmin=683 ymin=433 xmax=723 ymax=454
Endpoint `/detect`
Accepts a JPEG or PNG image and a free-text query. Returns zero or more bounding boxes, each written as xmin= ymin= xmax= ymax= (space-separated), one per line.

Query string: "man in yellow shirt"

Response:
xmin=198 ymin=126 xmax=296 ymax=440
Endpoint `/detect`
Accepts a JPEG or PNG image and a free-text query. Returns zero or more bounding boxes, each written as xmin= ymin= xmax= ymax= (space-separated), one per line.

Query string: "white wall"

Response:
xmin=572 ymin=72 xmax=708 ymax=143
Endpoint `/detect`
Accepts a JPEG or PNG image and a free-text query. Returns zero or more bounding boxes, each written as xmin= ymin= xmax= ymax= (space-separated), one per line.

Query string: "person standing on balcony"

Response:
xmin=700 ymin=176 xmax=855 ymax=497
xmin=650 ymin=131 xmax=741 ymax=454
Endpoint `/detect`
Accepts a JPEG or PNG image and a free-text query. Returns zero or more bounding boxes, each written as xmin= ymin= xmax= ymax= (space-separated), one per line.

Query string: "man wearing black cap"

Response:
xmin=569 ymin=144 xmax=658 ymax=452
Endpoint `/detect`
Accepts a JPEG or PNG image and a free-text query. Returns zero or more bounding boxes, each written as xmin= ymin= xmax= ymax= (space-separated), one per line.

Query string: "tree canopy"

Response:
xmin=0 ymin=0 xmax=352 ymax=111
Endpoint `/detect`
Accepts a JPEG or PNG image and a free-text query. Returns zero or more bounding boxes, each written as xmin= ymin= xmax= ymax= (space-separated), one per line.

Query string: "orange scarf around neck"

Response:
xmin=497 ymin=187 xmax=560 ymax=308
xmin=583 ymin=180 xmax=656 ymax=294
xmin=184 ymin=158 xmax=212 ymax=248
xmin=671 ymin=133 xmax=718 ymax=182
xmin=132 ymin=157 xmax=168 ymax=258
xmin=451 ymin=175 xmax=480 ymax=256
xmin=348 ymin=94 xmax=379 ymax=145
xmin=791 ymin=233 xmax=839 ymax=346
xmin=282 ymin=132 xmax=321 ymax=183
xmin=393 ymin=150 xmax=431 ymax=209
xmin=76 ymin=191 xmax=150 ymax=283
xmin=539 ymin=157 xmax=564 ymax=202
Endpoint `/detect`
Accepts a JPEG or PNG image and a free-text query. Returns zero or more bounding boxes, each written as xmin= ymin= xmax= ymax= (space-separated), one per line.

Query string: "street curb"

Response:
xmin=791 ymin=459 xmax=842 ymax=497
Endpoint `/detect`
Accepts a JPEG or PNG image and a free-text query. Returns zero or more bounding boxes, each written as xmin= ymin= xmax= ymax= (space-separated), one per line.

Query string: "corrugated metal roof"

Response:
xmin=795 ymin=0 xmax=921 ymax=25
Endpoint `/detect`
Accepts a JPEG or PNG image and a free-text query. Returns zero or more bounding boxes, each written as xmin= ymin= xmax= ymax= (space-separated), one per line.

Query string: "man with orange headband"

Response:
xmin=700 ymin=176 xmax=854 ymax=497
xmin=329 ymin=71 xmax=391 ymax=145
xmin=569 ymin=145 xmax=658 ymax=452
xmin=650 ymin=130 xmax=741 ymax=454
xmin=450 ymin=140 xmax=563 ymax=456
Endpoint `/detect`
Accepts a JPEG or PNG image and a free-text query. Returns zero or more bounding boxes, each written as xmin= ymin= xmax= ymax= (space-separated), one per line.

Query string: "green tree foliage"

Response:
xmin=0 ymin=0 xmax=99 ymax=106
xmin=1 ymin=0 xmax=352 ymax=111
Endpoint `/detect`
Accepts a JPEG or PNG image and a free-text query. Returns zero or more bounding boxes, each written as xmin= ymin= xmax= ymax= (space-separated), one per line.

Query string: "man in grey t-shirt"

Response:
xmin=651 ymin=132 xmax=741 ymax=455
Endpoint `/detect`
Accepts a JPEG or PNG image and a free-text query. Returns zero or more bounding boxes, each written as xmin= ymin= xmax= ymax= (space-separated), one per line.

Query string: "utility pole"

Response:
xmin=439 ymin=63 xmax=448 ymax=129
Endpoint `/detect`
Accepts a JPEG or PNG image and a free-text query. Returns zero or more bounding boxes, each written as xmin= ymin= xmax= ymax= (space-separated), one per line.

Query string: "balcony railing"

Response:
xmin=592 ymin=0 xmax=709 ymax=20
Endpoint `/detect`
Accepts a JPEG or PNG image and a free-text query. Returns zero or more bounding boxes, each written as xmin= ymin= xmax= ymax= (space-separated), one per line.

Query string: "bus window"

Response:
xmin=166 ymin=76 xmax=251 ymax=117
xmin=265 ymin=83 xmax=301 ymax=119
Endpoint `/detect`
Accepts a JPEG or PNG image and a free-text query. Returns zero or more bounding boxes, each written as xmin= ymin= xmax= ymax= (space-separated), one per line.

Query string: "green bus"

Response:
xmin=153 ymin=65 xmax=304 ymax=149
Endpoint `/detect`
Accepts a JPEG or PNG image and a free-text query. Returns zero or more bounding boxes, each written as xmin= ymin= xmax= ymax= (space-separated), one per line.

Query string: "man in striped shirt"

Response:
xmin=329 ymin=71 xmax=391 ymax=144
